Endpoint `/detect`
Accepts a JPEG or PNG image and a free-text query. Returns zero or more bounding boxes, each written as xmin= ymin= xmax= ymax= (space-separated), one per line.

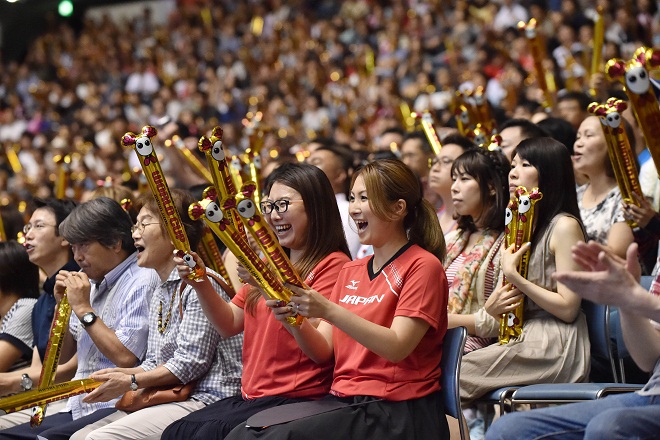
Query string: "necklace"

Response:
xmin=157 ymin=286 xmax=177 ymax=333
xmin=372 ymin=259 xmax=385 ymax=272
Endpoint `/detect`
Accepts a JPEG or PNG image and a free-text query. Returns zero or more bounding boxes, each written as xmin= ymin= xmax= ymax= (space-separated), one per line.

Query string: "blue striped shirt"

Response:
xmin=140 ymin=268 xmax=243 ymax=405
xmin=66 ymin=253 xmax=159 ymax=419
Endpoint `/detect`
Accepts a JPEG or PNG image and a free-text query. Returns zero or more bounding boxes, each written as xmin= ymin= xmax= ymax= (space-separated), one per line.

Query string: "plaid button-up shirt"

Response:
xmin=140 ymin=268 xmax=243 ymax=404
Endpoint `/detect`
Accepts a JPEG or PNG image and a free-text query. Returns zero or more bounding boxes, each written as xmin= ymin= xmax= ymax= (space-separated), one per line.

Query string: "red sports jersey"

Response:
xmin=233 ymin=251 xmax=350 ymax=399
xmin=330 ymin=243 xmax=448 ymax=401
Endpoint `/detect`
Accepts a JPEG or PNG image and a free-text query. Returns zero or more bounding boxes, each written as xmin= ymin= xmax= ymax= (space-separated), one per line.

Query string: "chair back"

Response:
xmin=440 ymin=326 xmax=467 ymax=439
xmin=582 ymin=299 xmax=618 ymax=382
xmin=640 ymin=275 xmax=654 ymax=291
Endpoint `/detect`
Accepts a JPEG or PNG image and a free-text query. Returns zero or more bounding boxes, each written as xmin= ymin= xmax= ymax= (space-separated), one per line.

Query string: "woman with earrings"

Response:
xmin=65 ymin=189 xmax=243 ymax=440
xmin=225 ymin=159 xmax=449 ymax=440
xmin=459 ymin=138 xmax=590 ymax=407
xmin=444 ymin=148 xmax=510 ymax=354
xmin=161 ymin=163 xmax=351 ymax=440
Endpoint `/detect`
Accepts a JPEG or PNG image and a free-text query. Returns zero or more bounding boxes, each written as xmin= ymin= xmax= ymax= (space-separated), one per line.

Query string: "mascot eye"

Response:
xmin=211 ymin=141 xmax=226 ymax=161
xmin=505 ymin=208 xmax=514 ymax=225
xmin=237 ymin=200 xmax=256 ymax=218
xmin=205 ymin=203 xmax=223 ymax=223
xmin=518 ymin=196 xmax=531 ymax=213
xmin=253 ymin=157 xmax=262 ymax=169
xmin=135 ymin=137 xmax=154 ymax=156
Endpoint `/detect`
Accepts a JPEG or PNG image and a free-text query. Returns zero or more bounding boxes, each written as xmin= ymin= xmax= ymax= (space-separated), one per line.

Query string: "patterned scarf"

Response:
xmin=444 ymin=229 xmax=500 ymax=314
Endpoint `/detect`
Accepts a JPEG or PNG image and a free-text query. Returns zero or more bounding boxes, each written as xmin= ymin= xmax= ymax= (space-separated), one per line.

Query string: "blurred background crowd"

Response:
xmin=0 ymin=0 xmax=658 ymax=235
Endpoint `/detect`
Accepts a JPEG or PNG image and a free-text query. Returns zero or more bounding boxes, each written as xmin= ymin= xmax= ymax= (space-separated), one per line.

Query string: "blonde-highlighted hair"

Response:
xmin=352 ymin=159 xmax=445 ymax=261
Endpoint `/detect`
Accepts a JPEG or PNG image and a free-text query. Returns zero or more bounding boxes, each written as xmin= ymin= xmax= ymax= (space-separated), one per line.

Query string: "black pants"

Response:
xmin=225 ymin=393 xmax=449 ymax=440
xmin=161 ymin=395 xmax=308 ymax=440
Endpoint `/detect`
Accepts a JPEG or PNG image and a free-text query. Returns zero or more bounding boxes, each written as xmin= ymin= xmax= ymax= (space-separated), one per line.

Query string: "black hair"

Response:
xmin=513 ymin=137 xmax=582 ymax=246
xmin=0 ymin=241 xmax=39 ymax=299
xmin=451 ymin=149 xmax=510 ymax=233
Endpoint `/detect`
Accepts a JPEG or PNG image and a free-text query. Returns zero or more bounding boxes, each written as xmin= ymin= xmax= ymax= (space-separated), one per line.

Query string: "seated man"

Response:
xmin=0 ymin=198 xmax=79 ymax=428
xmin=486 ymin=241 xmax=660 ymax=440
xmin=0 ymin=197 xmax=160 ymax=439
xmin=66 ymin=189 xmax=242 ymax=440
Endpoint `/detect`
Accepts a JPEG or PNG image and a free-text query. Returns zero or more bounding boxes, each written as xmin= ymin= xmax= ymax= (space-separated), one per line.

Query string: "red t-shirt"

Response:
xmin=232 ymin=251 xmax=350 ymax=399
xmin=330 ymin=244 xmax=448 ymax=401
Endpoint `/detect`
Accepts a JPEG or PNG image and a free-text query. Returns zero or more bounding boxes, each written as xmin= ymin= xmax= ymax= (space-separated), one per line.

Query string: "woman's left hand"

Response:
xmin=485 ymin=283 xmax=524 ymax=318
xmin=82 ymin=371 xmax=132 ymax=403
xmin=286 ymin=284 xmax=333 ymax=320
xmin=500 ymin=243 xmax=530 ymax=281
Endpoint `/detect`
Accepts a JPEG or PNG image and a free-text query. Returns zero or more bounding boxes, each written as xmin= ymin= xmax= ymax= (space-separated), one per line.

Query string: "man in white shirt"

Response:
xmin=307 ymin=142 xmax=359 ymax=259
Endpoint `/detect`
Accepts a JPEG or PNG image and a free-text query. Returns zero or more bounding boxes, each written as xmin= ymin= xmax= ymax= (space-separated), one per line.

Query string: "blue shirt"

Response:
xmin=638 ymin=148 xmax=651 ymax=167
xmin=31 ymin=260 xmax=79 ymax=360
xmin=66 ymin=252 xmax=159 ymax=419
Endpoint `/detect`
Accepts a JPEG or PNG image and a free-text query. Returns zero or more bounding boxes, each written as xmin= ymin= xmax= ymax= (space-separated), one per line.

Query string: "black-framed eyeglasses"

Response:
xmin=131 ymin=222 xmax=160 ymax=234
xmin=259 ymin=199 xmax=303 ymax=214
xmin=23 ymin=223 xmax=57 ymax=235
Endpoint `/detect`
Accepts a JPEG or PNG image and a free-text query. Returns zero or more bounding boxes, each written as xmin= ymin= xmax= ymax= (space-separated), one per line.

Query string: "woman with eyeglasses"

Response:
xmin=224 ymin=159 xmax=449 ymax=440
xmin=162 ymin=163 xmax=351 ymax=440
xmin=428 ymin=133 xmax=477 ymax=236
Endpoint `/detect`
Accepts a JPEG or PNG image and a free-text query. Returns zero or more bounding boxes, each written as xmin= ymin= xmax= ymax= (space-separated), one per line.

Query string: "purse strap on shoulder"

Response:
xmin=178 ymin=272 xmax=234 ymax=318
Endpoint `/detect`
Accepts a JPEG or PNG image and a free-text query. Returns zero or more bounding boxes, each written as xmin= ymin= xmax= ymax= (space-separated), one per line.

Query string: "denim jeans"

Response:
xmin=485 ymin=392 xmax=660 ymax=440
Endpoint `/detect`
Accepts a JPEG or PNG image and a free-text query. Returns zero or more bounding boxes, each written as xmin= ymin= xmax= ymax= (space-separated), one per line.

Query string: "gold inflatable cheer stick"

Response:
xmin=0 ymin=379 xmax=101 ymax=416
xmin=122 ymin=126 xmax=205 ymax=281
xmin=499 ymin=187 xmax=542 ymax=344
xmin=606 ymin=47 xmax=660 ymax=177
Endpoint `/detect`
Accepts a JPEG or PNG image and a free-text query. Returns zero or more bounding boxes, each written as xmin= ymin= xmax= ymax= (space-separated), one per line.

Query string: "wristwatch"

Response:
xmin=21 ymin=373 xmax=33 ymax=391
xmin=80 ymin=312 xmax=98 ymax=328
xmin=130 ymin=374 xmax=138 ymax=391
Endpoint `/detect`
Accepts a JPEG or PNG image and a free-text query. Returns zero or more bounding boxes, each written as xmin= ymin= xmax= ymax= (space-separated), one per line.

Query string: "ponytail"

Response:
xmin=407 ymin=199 xmax=446 ymax=261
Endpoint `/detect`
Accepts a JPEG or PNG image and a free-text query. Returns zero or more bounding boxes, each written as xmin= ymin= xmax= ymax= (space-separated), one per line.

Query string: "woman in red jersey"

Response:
xmin=162 ymin=163 xmax=351 ymax=440
xmin=226 ymin=159 xmax=450 ymax=440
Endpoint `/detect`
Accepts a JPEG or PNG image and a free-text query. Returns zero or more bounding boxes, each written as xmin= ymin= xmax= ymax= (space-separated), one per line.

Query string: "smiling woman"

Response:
xmin=221 ymin=159 xmax=450 ymax=440
xmin=161 ymin=163 xmax=351 ymax=440
xmin=573 ymin=116 xmax=635 ymax=260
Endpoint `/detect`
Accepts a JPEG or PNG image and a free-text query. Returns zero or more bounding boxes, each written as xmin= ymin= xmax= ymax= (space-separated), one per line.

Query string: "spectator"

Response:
xmin=486 ymin=241 xmax=660 ymax=440
xmin=445 ymin=148 xmax=510 ymax=354
xmin=67 ymin=190 xmax=243 ymax=440
xmin=307 ymin=143 xmax=361 ymax=259
xmin=573 ymin=116 xmax=634 ymax=259
xmin=460 ymin=138 xmax=590 ymax=432
xmin=0 ymin=241 xmax=39 ymax=373
xmin=428 ymin=133 xmax=477 ymax=235
xmin=162 ymin=163 xmax=350 ymax=440
xmin=0 ymin=197 xmax=160 ymax=439
xmin=498 ymin=119 xmax=549 ymax=161
xmin=0 ymin=198 xmax=79 ymax=432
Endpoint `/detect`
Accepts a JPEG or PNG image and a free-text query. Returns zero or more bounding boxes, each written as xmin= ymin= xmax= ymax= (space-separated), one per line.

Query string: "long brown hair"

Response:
xmin=352 ymin=159 xmax=445 ymax=261
xmin=245 ymin=163 xmax=351 ymax=314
